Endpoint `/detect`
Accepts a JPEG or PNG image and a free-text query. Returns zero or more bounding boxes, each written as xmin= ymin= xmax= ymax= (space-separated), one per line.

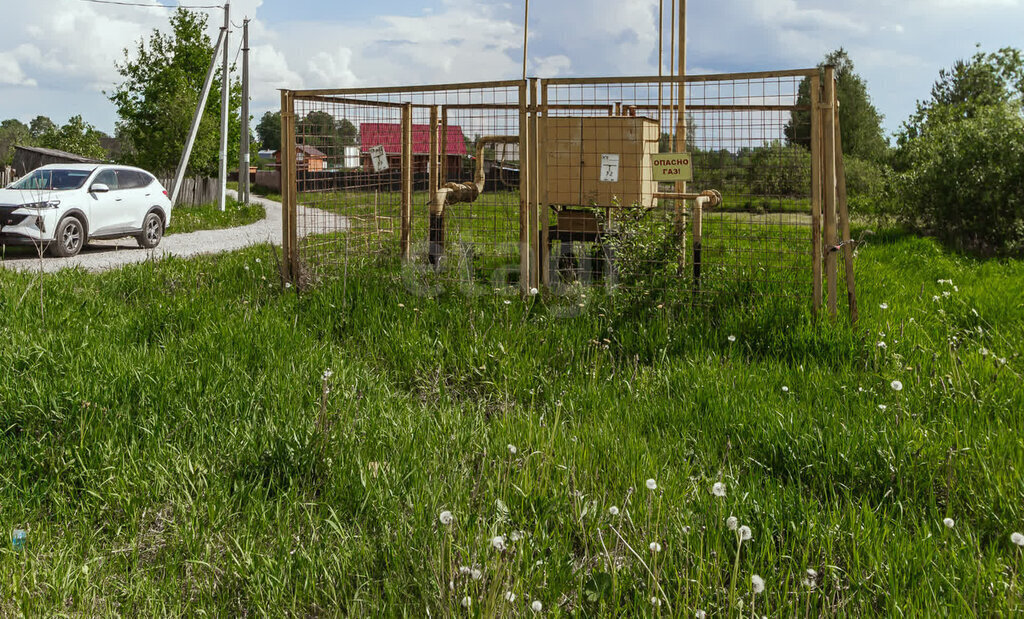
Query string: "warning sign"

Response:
xmin=369 ymin=145 xmax=390 ymax=172
xmin=600 ymin=154 xmax=620 ymax=182
xmin=651 ymin=153 xmax=693 ymax=182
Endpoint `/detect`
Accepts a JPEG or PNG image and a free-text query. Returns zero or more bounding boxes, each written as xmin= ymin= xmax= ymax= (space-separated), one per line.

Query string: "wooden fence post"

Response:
xmin=518 ymin=80 xmax=530 ymax=294
xmin=823 ymin=66 xmax=838 ymax=319
xmin=834 ymin=109 xmax=859 ymax=324
xmin=810 ymin=73 xmax=823 ymax=319
xmin=401 ymin=103 xmax=413 ymax=262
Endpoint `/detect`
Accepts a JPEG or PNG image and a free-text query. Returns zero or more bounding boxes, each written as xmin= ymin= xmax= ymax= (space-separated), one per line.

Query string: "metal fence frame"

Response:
xmin=280 ymin=68 xmax=856 ymax=320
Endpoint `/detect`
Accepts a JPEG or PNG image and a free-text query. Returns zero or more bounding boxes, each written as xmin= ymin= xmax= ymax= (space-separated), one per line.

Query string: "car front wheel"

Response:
xmin=49 ymin=216 xmax=85 ymax=257
xmin=138 ymin=212 xmax=164 ymax=249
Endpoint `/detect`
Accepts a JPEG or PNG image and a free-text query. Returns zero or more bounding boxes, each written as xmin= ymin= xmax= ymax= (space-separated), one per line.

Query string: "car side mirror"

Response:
xmin=90 ymin=183 xmax=110 ymax=193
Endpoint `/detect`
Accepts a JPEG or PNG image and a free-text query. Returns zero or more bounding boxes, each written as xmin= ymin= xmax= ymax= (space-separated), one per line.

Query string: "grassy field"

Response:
xmin=1 ymin=230 xmax=1022 ymax=615
xmin=166 ymin=198 xmax=266 ymax=235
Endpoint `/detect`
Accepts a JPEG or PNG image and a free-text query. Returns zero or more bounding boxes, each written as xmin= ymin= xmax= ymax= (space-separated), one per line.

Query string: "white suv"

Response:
xmin=0 ymin=164 xmax=173 ymax=257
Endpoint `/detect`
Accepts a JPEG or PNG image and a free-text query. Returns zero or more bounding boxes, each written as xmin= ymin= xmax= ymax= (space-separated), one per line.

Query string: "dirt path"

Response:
xmin=0 ymin=193 xmax=345 ymax=274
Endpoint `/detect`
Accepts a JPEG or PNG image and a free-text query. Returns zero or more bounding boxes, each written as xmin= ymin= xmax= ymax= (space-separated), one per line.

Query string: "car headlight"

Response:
xmin=21 ymin=200 xmax=61 ymax=209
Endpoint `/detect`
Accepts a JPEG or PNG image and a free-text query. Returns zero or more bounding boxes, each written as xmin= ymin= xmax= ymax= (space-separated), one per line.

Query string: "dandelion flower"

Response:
xmin=504 ymin=591 xmax=516 ymax=603
xmin=439 ymin=510 xmax=453 ymax=526
xmin=649 ymin=541 xmax=662 ymax=553
xmin=739 ymin=525 xmax=752 ymax=541
xmin=461 ymin=596 xmax=472 ymax=608
xmin=880 ymin=303 xmax=889 ymax=310
xmin=491 ymin=535 xmax=506 ymax=551
xmin=531 ymin=600 xmax=543 ymax=613
xmin=891 ymin=380 xmax=903 ymax=392
xmin=712 ymin=482 xmax=726 ymax=497
xmin=727 ymin=335 xmax=737 ymax=343
xmin=727 ymin=516 xmax=738 ymax=531
xmin=1011 ymin=532 xmax=1024 ymax=547
xmin=608 ymin=506 xmax=620 ymax=516
xmin=751 ymin=574 xmax=765 ymax=594
xmin=646 ymin=478 xmax=658 ymax=491
xmin=943 ymin=518 xmax=955 ymax=529
xmin=508 ymin=444 xmax=517 ymax=455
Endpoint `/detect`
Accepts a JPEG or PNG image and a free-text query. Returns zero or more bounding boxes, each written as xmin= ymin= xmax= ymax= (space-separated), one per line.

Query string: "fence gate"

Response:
xmin=280 ymin=80 xmax=530 ymax=292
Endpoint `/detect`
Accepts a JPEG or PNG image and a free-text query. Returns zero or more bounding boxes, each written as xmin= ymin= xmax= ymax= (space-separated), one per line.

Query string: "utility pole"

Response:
xmin=239 ymin=18 xmax=250 ymax=205
xmin=217 ymin=2 xmax=230 ymax=212
xmin=170 ymin=27 xmax=225 ymax=206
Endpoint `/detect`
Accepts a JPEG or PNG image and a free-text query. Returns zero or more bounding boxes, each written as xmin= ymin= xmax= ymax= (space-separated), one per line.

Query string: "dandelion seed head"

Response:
xmin=504 ymin=591 xmax=516 ymax=603
xmin=727 ymin=335 xmax=737 ymax=343
xmin=781 ymin=385 xmax=789 ymax=393
xmin=878 ymin=404 xmax=887 ymax=411
xmin=491 ymin=535 xmax=506 ymax=551
xmin=712 ymin=482 xmax=726 ymax=497
xmin=877 ymin=341 xmax=887 ymax=349
xmin=439 ymin=510 xmax=453 ymax=526
xmin=508 ymin=444 xmax=517 ymax=455
xmin=461 ymin=596 xmax=472 ymax=608
xmin=751 ymin=574 xmax=765 ymax=594
xmin=531 ymin=600 xmax=543 ymax=613
xmin=471 ymin=568 xmax=482 ymax=580
xmin=682 ymin=525 xmax=691 ymax=534
xmin=943 ymin=518 xmax=955 ymax=529
xmin=608 ymin=506 xmax=620 ymax=516
xmin=739 ymin=525 xmax=752 ymax=541
xmin=510 ymin=530 xmax=523 ymax=542
xmin=880 ymin=303 xmax=889 ymax=309
xmin=981 ymin=348 xmax=990 ymax=357
xmin=459 ymin=565 xmax=471 ymax=575
xmin=646 ymin=478 xmax=658 ymax=491
xmin=1012 ymin=532 xmax=1024 ymax=547
xmin=727 ymin=516 xmax=738 ymax=531
xmin=650 ymin=596 xmax=662 ymax=607
xmin=891 ymin=380 xmax=903 ymax=392
xmin=529 ymin=287 xmax=539 ymax=296
xmin=695 ymin=611 xmax=707 ymax=619
xmin=503 ymin=299 xmax=511 ymax=305
xmin=649 ymin=541 xmax=662 ymax=553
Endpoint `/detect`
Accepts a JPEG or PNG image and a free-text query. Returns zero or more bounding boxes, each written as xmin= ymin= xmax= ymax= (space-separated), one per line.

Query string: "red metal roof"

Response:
xmin=359 ymin=123 xmax=468 ymax=156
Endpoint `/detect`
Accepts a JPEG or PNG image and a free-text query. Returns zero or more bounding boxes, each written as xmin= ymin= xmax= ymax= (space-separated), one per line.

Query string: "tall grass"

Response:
xmin=0 ymin=231 xmax=1022 ymax=615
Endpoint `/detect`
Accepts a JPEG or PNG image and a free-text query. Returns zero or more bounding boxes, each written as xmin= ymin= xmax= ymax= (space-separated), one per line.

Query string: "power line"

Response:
xmin=78 ymin=0 xmax=225 ymax=9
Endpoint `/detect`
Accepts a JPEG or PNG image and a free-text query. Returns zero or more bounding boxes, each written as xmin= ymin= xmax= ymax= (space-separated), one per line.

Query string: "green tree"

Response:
xmin=0 ymin=119 xmax=31 ymax=166
xmin=36 ymin=116 xmax=108 ymax=160
xmin=256 ymin=111 xmax=281 ymax=151
xmin=784 ymin=49 xmax=888 ymax=163
xmin=29 ymin=116 xmax=56 ymax=139
xmin=900 ymin=46 xmax=1024 ymax=143
xmin=109 ymin=8 xmax=241 ymax=176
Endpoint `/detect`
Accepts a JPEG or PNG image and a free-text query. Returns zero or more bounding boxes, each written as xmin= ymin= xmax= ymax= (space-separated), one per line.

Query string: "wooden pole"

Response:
xmin=675 ymin=0 xmax=689 ymax=276
xmin=518 ymin=80 xmax=530 ymax=294
xmin=810 ymin=74 xmax=822 ymax=318
xmin=280 ymin=90 xmax=298 ymax=281
xmin=530 ymin=78 xmax=540 ymax=289
xmin=834 ymin=108 xmax=859 ymax=324
xmin=522 ymin=0 xmax=530 ymax=80
xmin=401 ymin=103 xmax=412 ymax=262
xmin=440 ymin=107 xmax=449 ymax=184
xmin=823 ymin=66 xmax=838 ymax=318
xmin=669 ymin=0 xmax=675 ymax=150
xmin=428 ymin=106 xmax=442 ymax=267
xmin=217 ymin=3 xmax=230 ymax=212
xmin=658 ymin=0 xmax=664 ymax=127
xmin=239 ymin=18 xmax=250 ymax=205
xmin=539 ymin=81 xmax=550 ymax=288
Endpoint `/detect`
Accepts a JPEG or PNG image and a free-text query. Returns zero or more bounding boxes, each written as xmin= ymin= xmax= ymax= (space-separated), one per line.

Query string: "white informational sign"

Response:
xmin=369 ymin=145 xmax=390 ymax=172
xmin=600 ymin=154 xmax=620 ymax=182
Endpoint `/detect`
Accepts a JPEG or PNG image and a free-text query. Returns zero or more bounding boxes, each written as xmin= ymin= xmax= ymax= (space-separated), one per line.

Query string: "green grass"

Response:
xmin=1 ymin=231 xmax=1022 ymax=615
xmin=167 ymin=198 xmax=266 ymax=235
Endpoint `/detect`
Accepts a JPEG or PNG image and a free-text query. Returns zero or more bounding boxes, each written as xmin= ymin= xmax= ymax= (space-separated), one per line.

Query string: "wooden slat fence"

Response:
xmin=158 ymin=177 xmax=219 ymax=207
xmin=1 ymin=166 xmax=18 ymax=187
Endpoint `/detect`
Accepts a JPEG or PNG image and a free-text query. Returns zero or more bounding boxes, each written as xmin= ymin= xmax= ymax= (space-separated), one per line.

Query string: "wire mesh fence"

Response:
xmin=540 ymin=73 xmax=817 ymax=310
xmin=281 ymin=70 xmax=853 ymax=317
xmin=284 ymin=81 xmax=526 ymax=291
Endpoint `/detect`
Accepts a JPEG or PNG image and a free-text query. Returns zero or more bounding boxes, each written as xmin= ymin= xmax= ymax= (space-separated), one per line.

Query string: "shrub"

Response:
xmin=894 ymin=102 xmax=1024 ymax=256
xmin=747 ymin=141 xmax=812 ymax=197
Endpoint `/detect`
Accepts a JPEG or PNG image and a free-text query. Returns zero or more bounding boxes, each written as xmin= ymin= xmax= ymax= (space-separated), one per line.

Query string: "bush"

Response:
xmin=747 ymin=141 xmax=812 ymax=197
xmin=895 ymin=102 xmax=1024 ymax=256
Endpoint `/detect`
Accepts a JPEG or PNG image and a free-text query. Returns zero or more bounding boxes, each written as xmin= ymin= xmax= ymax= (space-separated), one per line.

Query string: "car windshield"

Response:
xmin=9 ymin=169 xmax=92 ymax=191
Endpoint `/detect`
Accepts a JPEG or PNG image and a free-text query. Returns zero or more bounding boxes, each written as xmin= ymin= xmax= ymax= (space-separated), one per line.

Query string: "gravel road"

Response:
xmin=0 ymin=193 xmax=345 ymax=274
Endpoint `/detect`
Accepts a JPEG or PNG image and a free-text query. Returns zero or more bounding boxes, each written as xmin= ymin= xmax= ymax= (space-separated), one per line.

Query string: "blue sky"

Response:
xmin=1 ymin=0 xmax=1022 ymax=138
